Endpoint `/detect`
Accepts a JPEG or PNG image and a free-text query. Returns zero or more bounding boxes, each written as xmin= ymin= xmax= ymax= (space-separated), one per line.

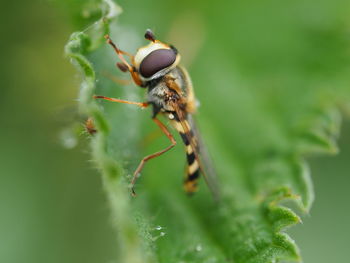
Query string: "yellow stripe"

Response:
xmin=184 ymin=180 xmax=198 ymax=193
xmin=171 ymin=119 xmax=191 ymax=134
xmin=171 ymin=120 xmax=184 ymax=133
xmin=186 ymin=145 xmax=193 ymax=154
xmin=188 ymin=160 xmax=199 ymax=174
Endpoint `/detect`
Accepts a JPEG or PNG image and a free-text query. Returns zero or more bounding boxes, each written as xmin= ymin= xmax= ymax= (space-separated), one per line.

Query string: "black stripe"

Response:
xmin=151 ymin=103 xmax=161 ymax=118
xmin=173 ymin=112 xmax=180 ymax=122
xmin=180 ymin=132 xmax=190 ymax=146
xmin=170 ymin=45 xmax=178 ymax=55
xmin=186 ymin=151 xmax=196 ymax=166
xmin=147 ymin=76 xmax=163 ymax=89
xmin=187 ymin=169 xmax=200 ymax=181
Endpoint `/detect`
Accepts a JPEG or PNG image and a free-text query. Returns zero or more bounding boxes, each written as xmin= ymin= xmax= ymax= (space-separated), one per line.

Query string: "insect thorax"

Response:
xmin=146 ymin=66 xmax=189 ymax=114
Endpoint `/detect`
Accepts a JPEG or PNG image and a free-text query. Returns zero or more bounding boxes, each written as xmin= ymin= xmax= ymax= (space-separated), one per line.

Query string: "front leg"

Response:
xmin=104 ymin=35 xmax=144 ymax=87
xmin=93 ymin=95 xmax=149 ymax=108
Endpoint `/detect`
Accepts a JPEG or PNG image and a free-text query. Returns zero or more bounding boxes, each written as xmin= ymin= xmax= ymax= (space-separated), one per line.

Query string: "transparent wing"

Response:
xmin=187 ymin=114 xmax=221 ymax=201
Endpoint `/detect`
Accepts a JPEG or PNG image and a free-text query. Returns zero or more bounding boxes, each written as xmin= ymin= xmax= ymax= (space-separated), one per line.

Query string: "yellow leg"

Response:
xmin=93 ymin=95 xmax=148 ymax=108
xmin=130 ymin=118 xmax=177 ymax=196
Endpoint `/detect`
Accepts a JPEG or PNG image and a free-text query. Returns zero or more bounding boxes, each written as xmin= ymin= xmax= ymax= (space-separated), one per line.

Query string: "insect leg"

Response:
xmin=102 ymin=71 xmax=132 ymax=86
xmin=93 ymin=95 xmax=149 ymax=108
xmin=130 ymin=118 xmax=176 ymax=196
xmin=104 ymin=35 xmax=143 ymax=86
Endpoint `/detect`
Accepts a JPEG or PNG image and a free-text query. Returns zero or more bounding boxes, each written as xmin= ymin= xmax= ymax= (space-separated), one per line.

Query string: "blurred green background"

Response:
xmin=1 ymin=0 xmax=349 ymax=262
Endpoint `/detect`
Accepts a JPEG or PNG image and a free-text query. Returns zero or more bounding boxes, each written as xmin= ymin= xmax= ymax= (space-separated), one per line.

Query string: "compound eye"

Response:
xmin=139 ymin=49 xmax=176 ymax=78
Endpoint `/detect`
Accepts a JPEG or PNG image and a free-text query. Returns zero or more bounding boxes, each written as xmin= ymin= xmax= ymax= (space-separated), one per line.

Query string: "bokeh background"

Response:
xmin=1 ymin=0 xmax=349 ymax=262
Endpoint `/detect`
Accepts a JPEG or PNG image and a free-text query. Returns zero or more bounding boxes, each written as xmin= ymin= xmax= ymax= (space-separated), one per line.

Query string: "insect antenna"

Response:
xmin=144 ymin=29 xmax=156 ymax=42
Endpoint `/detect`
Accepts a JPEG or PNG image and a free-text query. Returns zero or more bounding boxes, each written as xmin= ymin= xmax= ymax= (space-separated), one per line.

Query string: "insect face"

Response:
xmin=132 ymin=34 xmax=181 ymax=81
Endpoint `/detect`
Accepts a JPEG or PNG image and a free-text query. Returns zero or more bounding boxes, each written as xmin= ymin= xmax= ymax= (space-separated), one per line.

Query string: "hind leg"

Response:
xmin=130 ymin=117 xmax=177 ymax=196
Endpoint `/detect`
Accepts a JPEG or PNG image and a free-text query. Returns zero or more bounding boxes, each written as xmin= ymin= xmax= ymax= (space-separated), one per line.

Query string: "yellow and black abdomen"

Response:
xmin=170 ymin=117 xmax=200 ymax=194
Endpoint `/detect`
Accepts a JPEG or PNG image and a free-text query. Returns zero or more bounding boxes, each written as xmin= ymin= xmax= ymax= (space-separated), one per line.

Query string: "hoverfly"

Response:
xmin=94 ymin=29 xmax=218 ymax=198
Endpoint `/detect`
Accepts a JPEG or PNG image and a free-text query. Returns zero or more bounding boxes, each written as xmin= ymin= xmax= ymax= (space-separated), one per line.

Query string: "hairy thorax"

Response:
xmin=146 ymin=67 xmax=188 ymax=113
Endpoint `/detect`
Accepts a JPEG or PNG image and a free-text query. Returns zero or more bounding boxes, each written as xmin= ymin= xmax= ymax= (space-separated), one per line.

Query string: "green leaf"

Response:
xmin=64 ymin=0 xmax=350 ymax=262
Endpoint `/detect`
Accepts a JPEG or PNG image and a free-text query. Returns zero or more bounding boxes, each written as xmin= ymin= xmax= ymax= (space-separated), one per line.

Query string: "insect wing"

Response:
xmin=187 ymin=114 xmax=220 ymax=200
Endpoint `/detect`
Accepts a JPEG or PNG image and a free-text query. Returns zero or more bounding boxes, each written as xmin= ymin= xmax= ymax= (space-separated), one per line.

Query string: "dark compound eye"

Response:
xmin=139 ymin=49 xmax=176 ymax=78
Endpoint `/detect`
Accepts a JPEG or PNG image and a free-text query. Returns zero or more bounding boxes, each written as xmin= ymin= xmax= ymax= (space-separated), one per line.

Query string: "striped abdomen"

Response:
xmin=170 ymin=115 xmax=200 ymax=194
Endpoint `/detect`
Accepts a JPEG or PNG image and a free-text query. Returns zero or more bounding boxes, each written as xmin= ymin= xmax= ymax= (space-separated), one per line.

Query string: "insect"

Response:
xmin=85 ymin=117 xmax=97 ymax=135
xmin=94 ymin=29 xmax=218 ymax=198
